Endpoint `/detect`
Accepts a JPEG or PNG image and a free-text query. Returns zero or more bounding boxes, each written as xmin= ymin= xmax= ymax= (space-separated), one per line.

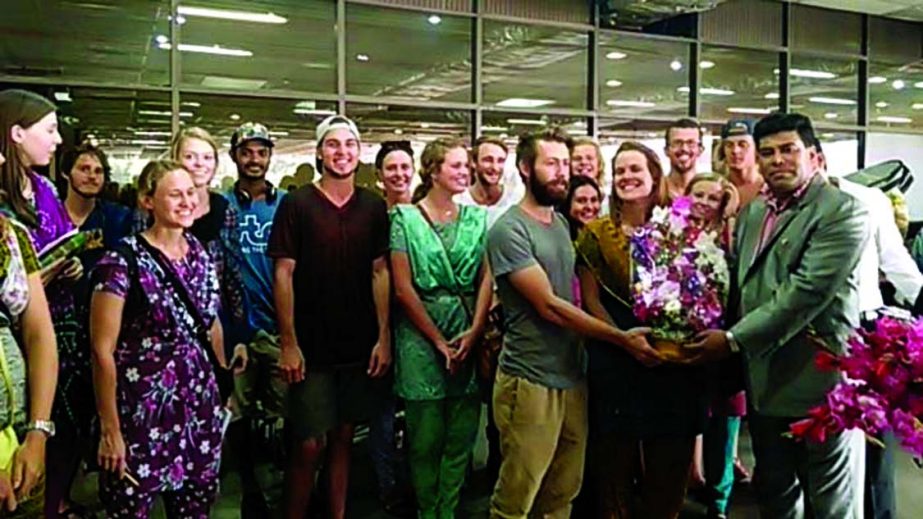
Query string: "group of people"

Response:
xmin=0 ymin=84 xmax=919 ymax=519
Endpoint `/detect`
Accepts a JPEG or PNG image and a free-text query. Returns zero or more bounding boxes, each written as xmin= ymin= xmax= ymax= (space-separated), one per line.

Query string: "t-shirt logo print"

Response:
xmin=239 ymin=214 xmax=272 ymax=255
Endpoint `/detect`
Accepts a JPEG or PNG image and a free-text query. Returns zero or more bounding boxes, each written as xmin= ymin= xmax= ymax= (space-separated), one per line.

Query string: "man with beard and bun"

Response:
xmin=488 ymin=128 xmax=661 ymax=518
xmin=664 ymin=118 xmax=704 ymax=200
xmin=269 ymin=115 xmax=391 ymax=519
xmin=223 ymin=122 xmax=288 ymax=516
xmin=52 ymin=144 xmax=131 ymax=518
xmin=456 ymin=136 xmax=520 ymax=228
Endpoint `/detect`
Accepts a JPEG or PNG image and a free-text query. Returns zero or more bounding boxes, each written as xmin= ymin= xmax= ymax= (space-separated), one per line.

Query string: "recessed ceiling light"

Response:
xmin=268 ymin=131 xmax=289 ymax=137
xmin=229 ymin=114 xmax=241 ymax=121
xmin=824 ymin=113 xmax=838 ymax=119
xmin=420 ymin=122 xmax=430 ymax=129
xmin=495 ymin=98 xmax=554 ymax=108
xmin=394 ymin=128 xmax=404 ymax=135
xmin=158 ymin=42 xmax=253 ymax=57
xmin=727 ymin=107 xmax=772 ymax=115
xmin=507 ymin=118 xmax=547 ymax=126
xmin=670 ymin=60 xmax=683 ymax=71
xmin=765 ymin=92 xmax=780 ymax=99
xmin=427 ymin=15 xmax=441 ymax=25
xmin=700 ymin=87 xmax=735 ymax=96
xmin=53 ymin=92 xmax=72 ymax=102
xmin=893 ymin=79 xmax=906 ymax=90
xmin=606 ymin=51 xmax=627 ymax=60
xmin=606 ymin=79 xmax=623 ymax=88
xmin=877 ymin=116 xmax=912 ymax=124
xmin=699 ymin=60 xmax=715 ymax=69
xmin=774 ymin=68 xmax=837 ymax=79
xmin=875 ymin=101 xmax=889 ymax=108
xmin=808 ymin=96 xmax=856 ymax=106
xmin=356 ymin=54 xmax=370 ymax=62
xmin=155 ymin=34 xmax=169 ymax=44
xmin=481 ymin=125 xmax=509 ymax=132
xmin=181 ymin=101 xmax=201 ymax=107
xmin=912 ymin=103 xmax=923 ymax=110
xmin=131 ymin=139 xmax=169 ymax=146
xmin=869 ymin=76 xmax=887 ymax=84
xmin=607 ymin=100 xmax=656 ymax=108
xmin=177 ymin=6 xmax=288 ymax=24
xmin=915 ymin=81 xmax=923 ymax=89
xmin=133 ymin=130 xmax=172 ymax=136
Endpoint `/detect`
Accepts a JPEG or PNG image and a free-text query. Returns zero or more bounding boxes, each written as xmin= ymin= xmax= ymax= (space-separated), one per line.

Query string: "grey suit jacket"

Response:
xmin=730 ymin=176 xmax=870 ymax=417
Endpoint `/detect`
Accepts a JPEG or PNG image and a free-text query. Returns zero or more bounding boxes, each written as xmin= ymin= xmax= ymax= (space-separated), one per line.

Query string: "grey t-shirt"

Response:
xmin=488 ymin=205 xmax=585 ymax=389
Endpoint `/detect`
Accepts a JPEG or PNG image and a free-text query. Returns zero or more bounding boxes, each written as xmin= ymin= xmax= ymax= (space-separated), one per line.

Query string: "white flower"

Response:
xmin=200 ymin=440 xmax=211 ymax=454
xmin=141 ymin=338 xmax=153 ymax=350
xmin=126 ymin=368 xmax=140 ymax=383
xmin=149 ymin=428 xmax=160 ymax=440
xmin=138 ymin=464 xmax=150 ymax=478
xmin=173 ymin=424 xmax=181 ymax=433
xmin=125 ymin=486 xmax=134 ymax=496
xmin=665 ymin=299 xmax=682 ymax=314
xmin=179 ymin=439 xmax=187 ymax=450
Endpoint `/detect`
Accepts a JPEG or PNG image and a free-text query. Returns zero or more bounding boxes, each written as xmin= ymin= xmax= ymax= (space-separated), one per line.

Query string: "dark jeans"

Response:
xmin=864 ymin=432 xmax=897 ymax=519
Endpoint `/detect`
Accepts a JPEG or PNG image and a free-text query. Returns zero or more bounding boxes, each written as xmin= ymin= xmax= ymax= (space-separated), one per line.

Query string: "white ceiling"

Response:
xmin=791 ymin=0 xmax=923 ymax=21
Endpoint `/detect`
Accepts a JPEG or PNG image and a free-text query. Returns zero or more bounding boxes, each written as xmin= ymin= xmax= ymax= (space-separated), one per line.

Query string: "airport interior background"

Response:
xmin=6 ymin=0 xmax=923 ymax=517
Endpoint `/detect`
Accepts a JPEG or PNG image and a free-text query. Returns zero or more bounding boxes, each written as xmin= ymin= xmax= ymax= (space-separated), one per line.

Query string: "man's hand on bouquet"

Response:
xmin=619 ymin=327 xmax=663 ymax=367
xmin=683 ymin=329 xmax=731 ymax=364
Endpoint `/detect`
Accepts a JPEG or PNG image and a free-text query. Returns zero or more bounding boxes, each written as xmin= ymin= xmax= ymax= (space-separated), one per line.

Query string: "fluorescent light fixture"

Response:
xmin=420 ymin=122 xmax=431 ymax=129
xmin=229 ymin=113 xmax=241 ymax=121
xmin=875 ymin=101 xmax=889 ymax=108
xmin=268 ymin=131 xmax=289 ymax=137
xmin=133 ymin=130 xmax=172 ymax=136
xmin=155 ymin=34 xmax=169 ymax=44
xmin=893 ymin=79 xmax=906 ymax=90
xmin=137 ymin=109 xmax=193 ymax=117
xmin=130 ymin=139 xmax=168 ymax=146
xmin=808 ymin=97 xmax=856 ymax=106
xmin=506 ymin=118 xmax=548 ymax=126
xmin=913 ymin=103 xmax=923 ymax=110
xmin=773 ymin=68 xmax=837 ymax=79
xmin=700 ymin=87 xmax=735 ymax=96
xmin=877 ymin=116 xmax=912 ymax=124
xmin=158 ymin=42 xmax=252 ymax=57
xmin=481 ymin=125 xmax=509 ymax=132
xmin=356 ymin=54 xmax=370 ymax=62
xmin=607 ymin=100 xmax=656 ymax=108
xmin=427 ymin=15 xmax=441 ymax=25
xmin=54 ymin=92 xmax=72 ymax=102
xmin=177 ymin=6 xmax=288 ymax=24
xmin=293 ymin=109 xmax=336 ymax=116
xmin=181 ymin=101 xmax=201 ymax=107
xmin=606 ymin=51 xmax=627 ymax=60
xmin=495 ymin=98 xmax=554 ymax=108
xmin=765 ymin=92 xmax=780 ymax=99
xmin=394 ymin=129 xmax=404 ymax=135
xmin=869 ymin=76 xmax=887 ymax=84
xmin=699 ymin=60 xmax=715 ymax=69
xmin=915 ymin=81 xmax=923 ymax=89
xmin=824 ymin=113 xmax=838 ymax=119
xmin=727 ymin=107 xmax=772 ymax=115
xmin=677 ymin=86 xmax=690 ymax=93
xmin=670 ymin=60 xmax=683 ymax=71
xmin=605 ymin=79 xmax=623 ymax=87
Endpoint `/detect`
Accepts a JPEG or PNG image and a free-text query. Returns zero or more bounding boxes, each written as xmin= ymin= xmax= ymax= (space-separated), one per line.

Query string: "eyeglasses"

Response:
xmin=668 ymin=139 xmax=703 ymax=150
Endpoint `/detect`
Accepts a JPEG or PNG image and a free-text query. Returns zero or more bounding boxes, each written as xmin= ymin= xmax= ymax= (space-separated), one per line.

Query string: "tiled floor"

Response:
xmin=71 ymin=422 xmax=923 ymax=518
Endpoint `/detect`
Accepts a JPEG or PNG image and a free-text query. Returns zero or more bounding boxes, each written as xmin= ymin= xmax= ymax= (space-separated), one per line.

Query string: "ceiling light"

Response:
xmin=727 ymin=107 xmax=772 ymax=115
xmin=506 ymin=118 xmax=548 ymax=126
xmin=158 ymin=42 xmax=252 ymax=57
xmin=915 ymin=81 xmax=923 ymax=89
xmin=177 ymin=6 xmax=288 ymax=24
xmin=137 ymin=110 xmax=171 ymax=117
xmin=130 ymin=139 xmax=168 ymax=146
xmin=893 ymin=79 xmax=906 ymax=90
xmin=808 ymin=96 xmax=856 ymax=106
xmin=607 ymin=100 xmax=657 ymax=108
xmin=913 ymin=103 xmax=923 ymax=110
xmin=774 ymin=68 xmax=837 ymax=79
xmin=481 ymin=125 xmax=509 ymax=132
xmin=181 ymin=101 xmax=201 ymax=107
xmin=268 ymin=131 xmax=289 ymax=137
xmin=877 ymin=116 xmax=912 ymax=124
xmin=699 ymin=60 xmax=715 ymax=69
xmin=677 ymin=86 xmax=690 ymax=93
xmin=420 ymin=122 xmax=430 ymax=129
xmin=293 ymin=109 xmax=337 ymax=116
xmin=606 ymin=51 xmax=627 ymax=60
xmin=875 ymin=101 xmax=889 ymax=108
xmin=356 ymin=54 xmax=370 ymax=62
xmin=155 ymin=34 xmax=169 ymax=44
xmin=394 ymin=129 xmax=403 ymax=135
xmin=427 ymin=15 xmax=441 ymax=25
xmin=869 ymin=76 xmax=887 ymax=84
xmin=765 ymin=92 xmax=780 ymax=99
xmin=700 ymin=87 xmax=735 ymax=96
xmin=495 ymin=98 xmax=554 ymax=108
xmin=229 ymin=113 xmax=241 ymax=121
xmin=824 ymin=113 xmax=838 ymax=119
xmin=605 ymin=79 xmax=623 ymax=88
xmin=54 ymin=92 xmax=72 ymax=102
xmin=133 ymin=130 xmax=172 ymax=136
xmin=670 ymin=60 xmax=683 ymax=71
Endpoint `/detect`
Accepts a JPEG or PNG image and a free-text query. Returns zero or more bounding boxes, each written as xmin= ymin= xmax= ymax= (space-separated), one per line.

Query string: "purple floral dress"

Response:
xmin=92 ymin=233 xmax=222 ymax=496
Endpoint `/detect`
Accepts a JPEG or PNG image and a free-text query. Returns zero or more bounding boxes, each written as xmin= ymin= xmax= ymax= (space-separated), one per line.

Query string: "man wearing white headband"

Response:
xmin=269 ymin=114 xmax=392 ymax=519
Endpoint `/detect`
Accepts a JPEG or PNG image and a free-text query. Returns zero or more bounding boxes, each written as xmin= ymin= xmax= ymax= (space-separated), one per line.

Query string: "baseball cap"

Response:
xmin=230 ymin=122 xmax=274 ymax=150
xmin=316 ymin=115 xmax=360 ymax=146
xmin=721 ymin=119 xmax=755 ymax=139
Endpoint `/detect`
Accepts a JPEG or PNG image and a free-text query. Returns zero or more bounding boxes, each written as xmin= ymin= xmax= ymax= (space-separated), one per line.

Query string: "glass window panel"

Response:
xmin=482 ymin=0 xmax=589 ymax=25
xmin=599 ymin=33 xmax=689 ymax=119
xmin=360 ymin=0 xmax=472 ymax=13
xmin=346 ymin=4 xmax=471 ymax=103
xmin=179 ymin=93 xmax=337 ymax=187
xmin=179 ymin=1 xmax=336 ymax=94
xmin=791 ymin=6 xmax=861 ymax=56
xmin=869 ymin=62 xmax=923 ymax=131
xmin=868 ymin=133 xmax=923 ymax=220
xmin=789 ymin=55 xmax=858 ymax=127
xmin=0 ymin=1 xmax=169 ymax=86
xmin=699 ymin=0 xmax=782 ymax=49
xmin=346 ymin=104 xmax=472 ymax=194
xmin=698 ymin=46 xmax=779 ymax=124
xmin=599 ymin=5 xmax=696 ymax=37
xmin=870 ymin=17 xmax=923 ymax=65
xmin=482 ymin=22 xmax=588 ymax=110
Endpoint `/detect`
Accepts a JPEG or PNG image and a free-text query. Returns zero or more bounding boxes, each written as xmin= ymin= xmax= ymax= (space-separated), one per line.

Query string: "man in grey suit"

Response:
xmin=687 ymin=112 xmax=870 ymax=519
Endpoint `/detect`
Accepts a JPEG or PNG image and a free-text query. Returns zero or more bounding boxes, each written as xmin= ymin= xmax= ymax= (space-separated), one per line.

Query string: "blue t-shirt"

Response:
xmin=225 ymin=187 xmax=285 ymax=336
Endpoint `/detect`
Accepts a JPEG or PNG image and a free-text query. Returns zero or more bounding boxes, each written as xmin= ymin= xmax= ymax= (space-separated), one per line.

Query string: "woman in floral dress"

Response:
xmin=91 ymin=160 xmax=225 ymax=518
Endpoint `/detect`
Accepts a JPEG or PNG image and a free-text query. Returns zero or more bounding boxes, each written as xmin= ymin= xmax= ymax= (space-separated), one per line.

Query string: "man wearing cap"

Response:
xmin=223 ymin=122 xmax=287 ymax=516
xmin=664 ymin=118 xmax=704 ymax=200
xmin=722 ymin=119 xmax=763 ymax=207
xmin=268 ymin=115 xmax=391 ymax=519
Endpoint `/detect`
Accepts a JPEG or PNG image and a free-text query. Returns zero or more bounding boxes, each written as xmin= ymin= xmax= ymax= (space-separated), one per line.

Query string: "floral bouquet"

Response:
xmin=630 ymin=196 xmax=729 ymax=361
xmin=789 ymin=315 xmax=923 ymax=457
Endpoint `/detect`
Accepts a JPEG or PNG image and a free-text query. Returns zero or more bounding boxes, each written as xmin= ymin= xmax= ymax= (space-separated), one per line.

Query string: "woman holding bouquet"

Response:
xmin=575 ymin=141 xmax=709 ymax=519
xmin=391 ymin=137 xmax=492 ymax=519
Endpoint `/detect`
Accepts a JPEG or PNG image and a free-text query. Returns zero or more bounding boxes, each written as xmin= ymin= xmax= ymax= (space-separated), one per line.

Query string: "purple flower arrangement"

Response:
xmin=630 ymin=196 xmax=729 ymax=344
xmin=790 ymin=316 xmax=923 ymax=456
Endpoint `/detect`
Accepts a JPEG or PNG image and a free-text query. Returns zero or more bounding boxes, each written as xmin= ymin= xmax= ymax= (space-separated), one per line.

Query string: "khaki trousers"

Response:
xmin=489 ymin=370 xmax=588 ymax=519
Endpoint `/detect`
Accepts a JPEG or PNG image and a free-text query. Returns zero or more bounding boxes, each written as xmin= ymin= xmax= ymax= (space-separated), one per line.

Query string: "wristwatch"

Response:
xmin=25 ymin=420 xmax=55 ymax=438
xmin=725 ymin=331 xmax=740 ymax=354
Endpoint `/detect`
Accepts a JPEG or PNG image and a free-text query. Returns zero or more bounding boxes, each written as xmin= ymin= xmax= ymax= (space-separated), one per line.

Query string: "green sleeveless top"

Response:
xmin=389 ymin=204 xmax=487 ymax=400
